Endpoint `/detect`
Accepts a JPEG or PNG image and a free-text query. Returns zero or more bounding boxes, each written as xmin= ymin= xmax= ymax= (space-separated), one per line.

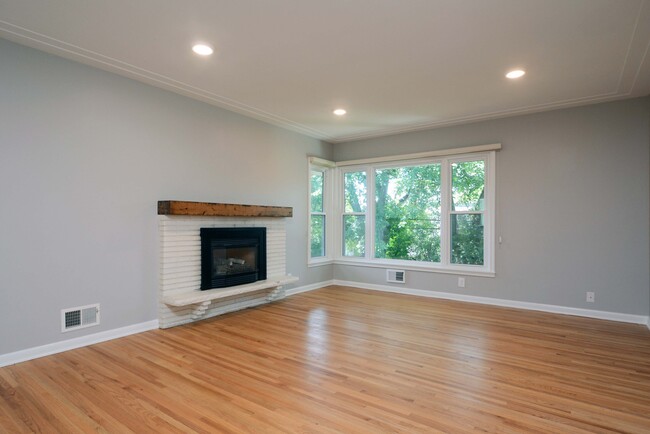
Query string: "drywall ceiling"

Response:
xmin=1 ymin=0 xmax=649 ymax=143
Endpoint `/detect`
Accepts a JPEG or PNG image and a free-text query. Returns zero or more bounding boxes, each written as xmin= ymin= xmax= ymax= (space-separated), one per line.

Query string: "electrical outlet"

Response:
xmin=586 ymin=292 xmax=595 ymax=303
xmin=458 ymin=277 xmax=465 ymax=288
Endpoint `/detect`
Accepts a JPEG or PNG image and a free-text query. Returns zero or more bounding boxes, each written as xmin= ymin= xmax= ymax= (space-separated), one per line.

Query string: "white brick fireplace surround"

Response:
xmin=159 ymin=214 xmax=295 ymax=328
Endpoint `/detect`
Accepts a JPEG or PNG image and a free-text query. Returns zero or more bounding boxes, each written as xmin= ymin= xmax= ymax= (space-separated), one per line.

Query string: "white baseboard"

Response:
xmin=647 ymin=316 xmax=650 ymax=331
xmin=3 ymin=280 xmax=645 ymax=368
xmin=0 ymin=319 xmax=159 ymax=368
xmin=333 ymin=279 xmax=649 ymax=325
xmin=286 ymin=280 xmax=335 ymax=296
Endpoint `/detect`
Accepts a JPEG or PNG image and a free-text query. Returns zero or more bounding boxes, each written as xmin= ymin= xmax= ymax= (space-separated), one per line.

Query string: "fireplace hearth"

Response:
xmin=200 ymin=227 xmax=266 ymax=290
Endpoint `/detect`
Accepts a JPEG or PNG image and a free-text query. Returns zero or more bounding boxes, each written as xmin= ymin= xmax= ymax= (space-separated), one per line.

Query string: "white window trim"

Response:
xmin=308 ymin=158 xmax=335 ymax=266
xmin=335 ymin=143 xmax=500 ymax=166
xmin=334 ymin=151 xmax=496 ymax=276
xmin=332 ymin=258 xmax=495 ymax=277
xmin=341 ymin=167 xmax=368 ymax=258
xmin=307 ymin=144 xmax=498 ymax=276
xmin=446 ymin=152 xmax=495 ymax=274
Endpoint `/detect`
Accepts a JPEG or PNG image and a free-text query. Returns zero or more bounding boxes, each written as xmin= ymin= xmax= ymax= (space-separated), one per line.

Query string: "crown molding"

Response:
xmin=328 ymin=92 xmax=636 ymax=143
xmin=2 ymin=2 xmax=649 ymax=146
xmin=0 ymin=20 xmax=336 ymax=142
xmin=617 ymin=0 xmax=650 ymax=95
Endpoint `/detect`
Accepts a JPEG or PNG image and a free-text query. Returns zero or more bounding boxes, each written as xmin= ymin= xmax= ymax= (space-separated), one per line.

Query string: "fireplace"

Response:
xmin=200 ymin=227 xmax=267 ymax=290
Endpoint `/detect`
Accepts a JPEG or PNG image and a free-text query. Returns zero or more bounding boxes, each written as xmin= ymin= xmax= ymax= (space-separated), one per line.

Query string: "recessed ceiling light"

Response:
xmin=333 ymin=109 xmax=347 ymax=116
xmin=192 ymin=44 xmax=214 ymax=56
xmin=506 ymin=69 xmax=526 ymax=79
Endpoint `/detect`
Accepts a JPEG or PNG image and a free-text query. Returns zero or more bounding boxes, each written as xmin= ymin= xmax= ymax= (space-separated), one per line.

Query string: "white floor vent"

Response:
xmin=61 ymin=304 xmax=100 ymax=332
xmin=386 ymin=269 xmax=406 ymax=284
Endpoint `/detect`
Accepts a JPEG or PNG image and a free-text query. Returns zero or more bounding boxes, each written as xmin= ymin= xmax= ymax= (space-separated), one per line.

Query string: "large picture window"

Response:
xmin=375 ymin=163 xmax=441 ymax=262
xmin=307 ymin=147 xmax=496 ymax=275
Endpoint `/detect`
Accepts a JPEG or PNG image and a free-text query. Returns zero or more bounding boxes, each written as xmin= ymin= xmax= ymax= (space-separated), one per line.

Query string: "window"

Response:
xmin=343 ymin=170 xmax=366 ymax=257
xmin=310 ymin=169 xmax=326 ymax=258
xmin=450 ymin=159 xmax=485 ymax=266
xmin=308 ymin=157 xmax=334 ymax=265
xmin=307 ymin=146 xmax=496 ymax=275
xmin=375 ymin=163 xmax=441 ymax=262
xmin=334 ymin=151 xmax=495 ymax=275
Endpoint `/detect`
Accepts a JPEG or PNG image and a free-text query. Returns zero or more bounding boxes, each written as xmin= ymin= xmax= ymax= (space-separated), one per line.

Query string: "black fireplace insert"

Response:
xmin=200 ymin=227 xmax=266 ymax=290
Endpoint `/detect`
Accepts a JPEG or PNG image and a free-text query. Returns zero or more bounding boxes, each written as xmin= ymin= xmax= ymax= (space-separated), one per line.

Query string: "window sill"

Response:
xmin=308 ymin=258 xmax=334 ymax=268
xmin=333 ymin=258 xmax=495 ymax=278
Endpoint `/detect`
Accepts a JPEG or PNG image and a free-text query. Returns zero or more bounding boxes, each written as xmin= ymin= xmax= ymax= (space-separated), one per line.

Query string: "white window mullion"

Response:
xmin=367 ymin=167 xmax=375 ymax=260
xmin=330 ymin=167 xmax=340 ymax=259
xmin=328 ymin=150 xmax=495 ymax=275
xmin=485 ymin=151 xmax=496 ymax=272
xmin=440 ymin=158 xmax=451 ymax=267
xmin=307 ymin=164 xmax=313 ymax=261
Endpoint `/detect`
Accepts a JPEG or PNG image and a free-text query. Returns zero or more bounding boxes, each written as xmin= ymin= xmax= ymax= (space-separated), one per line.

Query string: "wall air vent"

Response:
xmin=61 ymin=304 xmax=100 ymax=333
xmin=386 ymin=269 xmax=406 ymax=284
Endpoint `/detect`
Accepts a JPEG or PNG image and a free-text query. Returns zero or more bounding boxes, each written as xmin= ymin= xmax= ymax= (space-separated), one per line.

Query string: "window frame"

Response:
xmin=308 ymin=158 xmax=335 ymax=266
xmin=341 ymin=168 xmax=368 ymax=258
xmin=372 ymin=157 xmax=443 ymax=264
xmin=334 ymin=151 xmax=495 ymax=276
xmin=444 ymin=154 xmax=493 ymax=273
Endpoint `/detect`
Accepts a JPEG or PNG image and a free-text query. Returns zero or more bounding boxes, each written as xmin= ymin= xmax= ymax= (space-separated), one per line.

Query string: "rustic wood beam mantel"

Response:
xmin=157 ymin=201 xmax=293 ymax=217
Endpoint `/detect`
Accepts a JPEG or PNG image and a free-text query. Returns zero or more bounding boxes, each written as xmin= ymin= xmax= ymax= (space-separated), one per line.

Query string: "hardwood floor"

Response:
xmin=1 ymin=286 xmax=650 ymax=433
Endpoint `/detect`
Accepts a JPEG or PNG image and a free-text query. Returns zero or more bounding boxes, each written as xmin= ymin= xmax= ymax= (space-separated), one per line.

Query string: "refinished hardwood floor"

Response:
xmin=1 ymin=286 xmax=650 ymax=433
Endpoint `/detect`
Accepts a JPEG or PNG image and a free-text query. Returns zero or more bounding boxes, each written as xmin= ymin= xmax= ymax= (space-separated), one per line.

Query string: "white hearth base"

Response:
xmin=158 ymin=215 xmax=294 ymax=328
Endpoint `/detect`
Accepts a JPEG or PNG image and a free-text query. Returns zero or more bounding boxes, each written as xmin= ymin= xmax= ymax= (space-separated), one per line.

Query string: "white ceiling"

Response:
xmin=1 ymin=0 xmax=649 ymax=143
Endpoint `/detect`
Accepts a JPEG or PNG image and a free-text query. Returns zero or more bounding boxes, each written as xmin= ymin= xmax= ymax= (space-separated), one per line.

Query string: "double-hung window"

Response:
xmin=308 ymin=158 xmax=334 ymax=264
xmin=449 ymin=157 xmax=487 ymax=266
xmin=310 ymin=169 xmax=326 ymax=258
xmin=342 ymin=170 xmax=367 ymax=257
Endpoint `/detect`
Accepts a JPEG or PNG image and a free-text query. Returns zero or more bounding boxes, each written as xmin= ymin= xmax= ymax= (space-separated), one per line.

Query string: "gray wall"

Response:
xmin=333 ymin=97 xmax=650 ymax=316
xmin=0 ymin=39 xmax=333 ymax=355
xmin=1 ymin=37 xmax=647 ymax=358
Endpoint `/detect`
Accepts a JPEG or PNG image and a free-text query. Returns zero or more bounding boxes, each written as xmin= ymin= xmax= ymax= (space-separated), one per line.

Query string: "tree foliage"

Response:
xmin=343 ymin=172 xmax=367 ymax=256
xmin=310 ymin=171 xmax=325 ymax=257
xmin=315 ymin=160 xmax=486 ymax=264
xmin=450 ymin=160 xmax=485 ymax=265
xmin=343 ymin=161 xmax=485 ymax=265
xmin=375 ymin=164 xmax=441 ymax=262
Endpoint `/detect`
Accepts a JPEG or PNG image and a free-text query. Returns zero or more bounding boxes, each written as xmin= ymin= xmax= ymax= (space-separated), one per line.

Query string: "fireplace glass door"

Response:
xmin=200 ymin=227 xmax=266 ymax=290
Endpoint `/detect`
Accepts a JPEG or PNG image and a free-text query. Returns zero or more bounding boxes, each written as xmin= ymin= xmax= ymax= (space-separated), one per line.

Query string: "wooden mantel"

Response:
xmin=158 ymin=201 xmax=293 ymax=217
